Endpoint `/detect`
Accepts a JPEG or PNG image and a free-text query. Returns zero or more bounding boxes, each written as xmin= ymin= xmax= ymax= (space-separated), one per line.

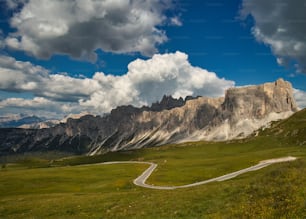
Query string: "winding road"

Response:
xmin=101 ymin=156 xmax=297 ymax=190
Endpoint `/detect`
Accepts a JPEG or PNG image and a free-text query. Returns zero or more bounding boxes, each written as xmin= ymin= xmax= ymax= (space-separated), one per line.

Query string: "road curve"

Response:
xmin=101 ymin=156 xmax=297 ymax=190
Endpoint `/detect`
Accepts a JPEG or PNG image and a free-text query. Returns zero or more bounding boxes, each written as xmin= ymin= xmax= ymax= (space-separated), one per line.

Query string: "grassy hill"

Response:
xmin=0 ymin=109 xmax=306 ymax=218
xmin=259 ymin=108 xmax=306 ymax=146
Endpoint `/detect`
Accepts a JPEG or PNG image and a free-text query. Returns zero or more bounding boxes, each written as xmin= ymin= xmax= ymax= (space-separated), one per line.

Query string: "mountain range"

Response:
xmin=0 ymin=114 xmax=46 ymax=128
xmin=0 ymin=79 xmax=298 ymax=156
xmin=0 ymin=112 xmax=92 ymax=129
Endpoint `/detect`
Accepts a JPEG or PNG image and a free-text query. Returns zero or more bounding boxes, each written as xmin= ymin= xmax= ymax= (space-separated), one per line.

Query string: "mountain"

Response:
xmin=0 ymin=114 xmax=46 ymax=128
xmin=0 ymin=79 xmax=298 ymax=156
xmin=18 ymin=112 xmax=92 ymax=129
xmin=18 ymin=120 xmax=59 ymax=129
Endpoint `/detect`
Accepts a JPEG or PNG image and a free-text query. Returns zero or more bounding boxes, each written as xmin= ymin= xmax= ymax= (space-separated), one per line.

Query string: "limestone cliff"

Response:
xmin=198 ymin=78 xmax=298 ymax=140
xmin=0 ymin=79 xmax=298 ymax=156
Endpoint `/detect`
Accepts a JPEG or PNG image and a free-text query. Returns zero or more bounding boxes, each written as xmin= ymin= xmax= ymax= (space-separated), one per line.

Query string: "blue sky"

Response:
xmin=0 ymin=0 xmax=305 ymax=118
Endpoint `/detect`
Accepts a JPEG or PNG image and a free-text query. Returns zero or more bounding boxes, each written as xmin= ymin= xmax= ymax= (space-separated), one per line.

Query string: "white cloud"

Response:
xmin=241 ymin=0 xmax=306 ymax=73
xmin=0 ymin=97 xmax=60 ymax=110
xmin=80 ymin=51 xmax=235 ymax=112
xmin=294 ymin=89 xmax=306 ymax=109
xmin=4 ymin=0 xmax=176 ymax=60
xmin=0 ymin=55 xmax=100 ymax=101
xmin=0 ymin=52 xmax=234 ymax=117
xmin=0 ymin=97 xmax=83 ymax=118
xmin=170 ymin=16 xmax=182 ymax=26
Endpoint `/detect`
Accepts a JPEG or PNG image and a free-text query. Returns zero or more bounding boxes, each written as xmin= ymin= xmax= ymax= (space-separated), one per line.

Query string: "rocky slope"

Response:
xmin=0 ymin=79 xmax=298 ymax=156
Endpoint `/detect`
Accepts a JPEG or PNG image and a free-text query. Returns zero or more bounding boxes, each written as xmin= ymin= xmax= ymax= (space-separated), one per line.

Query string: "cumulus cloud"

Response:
xmin=0 ymin=97 xmax=82 ymax=118
xmin=0 ymin=97 xmax=69 ymax=111
xmin=0 ymin=55 xmax=100 ymax=101
xmin=0 ymin=52 xmax=234 ymax=117
xmin=240 ymin=0 xmax=306 ymax=73
xmin=294 ymin=89 xmax=306 ymax=109
xmin=4 ymin=0 xmax=178 ymax=60
xmin=80 ymin=51 xmax=235 ymax=112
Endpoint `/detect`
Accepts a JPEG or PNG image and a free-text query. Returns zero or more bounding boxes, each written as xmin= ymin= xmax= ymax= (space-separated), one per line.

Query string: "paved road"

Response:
xmin=101 ymin=156 xmax=297 ymax=190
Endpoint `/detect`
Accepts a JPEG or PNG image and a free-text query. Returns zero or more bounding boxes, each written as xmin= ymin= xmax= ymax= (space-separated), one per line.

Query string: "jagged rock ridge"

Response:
xmin=0 ymin=79 xmax=298 ymax=156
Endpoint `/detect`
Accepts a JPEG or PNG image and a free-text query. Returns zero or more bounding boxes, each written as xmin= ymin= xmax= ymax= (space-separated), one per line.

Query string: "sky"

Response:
xmin=0 ymin=0 xmax=305 ymax=118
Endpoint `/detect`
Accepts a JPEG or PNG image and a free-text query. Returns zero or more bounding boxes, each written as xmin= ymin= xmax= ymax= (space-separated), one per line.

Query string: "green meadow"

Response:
xmin=1 ymin=109 xmax=306 ymax=218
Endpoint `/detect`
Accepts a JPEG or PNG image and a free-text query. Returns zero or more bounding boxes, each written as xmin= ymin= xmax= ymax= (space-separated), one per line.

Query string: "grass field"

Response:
xmin=1 ymin=109 xmax=306 ymax=218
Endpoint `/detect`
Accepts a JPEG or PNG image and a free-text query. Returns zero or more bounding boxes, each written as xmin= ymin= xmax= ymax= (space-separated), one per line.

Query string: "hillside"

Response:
xmin=258 ymin=108 xmax=306 ymax=146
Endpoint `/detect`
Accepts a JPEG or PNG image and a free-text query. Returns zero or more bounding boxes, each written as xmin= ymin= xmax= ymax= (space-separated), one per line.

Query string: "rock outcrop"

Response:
xmin=190 ymin=78 xmax=298 ymax=141
xmin=0 ymin=79 xmax=298 ymax=156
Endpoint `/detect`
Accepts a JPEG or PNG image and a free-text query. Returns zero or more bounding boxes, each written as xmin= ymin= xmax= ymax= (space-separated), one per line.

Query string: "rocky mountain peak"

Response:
xmin=150 ymin=95 xmax=185 ymax=111
xmin=0 ymin=79 xmax=299 ymax=156
xmin=221 ymin=78 xmax=297 ymax=121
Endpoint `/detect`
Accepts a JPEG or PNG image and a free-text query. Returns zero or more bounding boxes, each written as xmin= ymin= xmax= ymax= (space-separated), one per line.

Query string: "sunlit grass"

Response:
xmin=1 ymin=141 xmax=306 ymax=218
xmin=1 ymin=109 xmax=306 ymax=218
